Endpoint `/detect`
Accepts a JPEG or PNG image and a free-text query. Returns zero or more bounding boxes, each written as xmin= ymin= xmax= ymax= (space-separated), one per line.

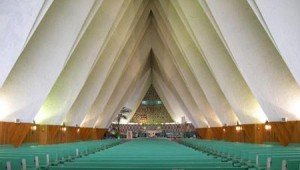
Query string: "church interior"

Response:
xmin=1 ymin=0 xmax=300 ymax=169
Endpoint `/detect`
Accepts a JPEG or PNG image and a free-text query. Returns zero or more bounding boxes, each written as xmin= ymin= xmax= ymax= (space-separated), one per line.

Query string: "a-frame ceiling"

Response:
xmin=129 ymin=85 xmax=175 ymax=124
xmin=0 ymin=0 xmax=300 ymax=128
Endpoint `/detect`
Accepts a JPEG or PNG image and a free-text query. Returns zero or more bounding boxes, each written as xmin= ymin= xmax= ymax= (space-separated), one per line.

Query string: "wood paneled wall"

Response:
xmin=0 ymin=122 xmax=31 ymax=147
xmin=196 ymin=121 xmax=300 ymax=146
xmin=2 ymin=121 xmax=300 ymax=147
xmin=1 ymin=121 xmax=107 ymax=147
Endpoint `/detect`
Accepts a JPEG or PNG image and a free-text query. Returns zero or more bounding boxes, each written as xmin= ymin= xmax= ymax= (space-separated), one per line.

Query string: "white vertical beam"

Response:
xmin=153 ymin=2 xmax=226 ymax=126
xmin=64 ymin=0 xmax=149 ymax=126
xmin=151 ymin=28 xmax=207 ymax=127
xmin=103 ymin=68 xmax=151 ymax=128
xmin=74 ymin=3 xmax=150 ymax=127
xmin=205 ymin=0 xmax=300 ymax=121
xmin=97 ymin=47 xmax=152 ymax=128
xmin=0 ymin=0 xmax=51 ymax=87
xmin=250 ymin=0 xmax=300 ymax=86
xmin=174 ymin=0 xmax=266 ymax=124
xmin=123 ymin=71 xmax=152 ymax=124
xmin=0 ymin=0 xmax=96 ymax=122
xmin=35 ymin=0 xmax=126 ymax=125
xmin=152 ymin=70 xmax=194 ymax=125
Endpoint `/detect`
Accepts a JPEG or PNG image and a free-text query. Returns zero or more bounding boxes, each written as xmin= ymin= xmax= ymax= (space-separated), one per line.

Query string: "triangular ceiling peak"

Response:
xmin=142 ymin=85 xmax=161 ymax=101
xmin=1 ymin=0 xmax=299 ymax=129
xmin=130 ymin=85 xmax=174 ymax=124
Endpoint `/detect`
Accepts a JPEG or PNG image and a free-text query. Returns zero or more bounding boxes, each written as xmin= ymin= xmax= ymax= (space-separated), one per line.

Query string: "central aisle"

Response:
xmin=51 ymin=139 xmax=248 ymax=170
xmin=92 ymin=138 xmax=212 ymax=160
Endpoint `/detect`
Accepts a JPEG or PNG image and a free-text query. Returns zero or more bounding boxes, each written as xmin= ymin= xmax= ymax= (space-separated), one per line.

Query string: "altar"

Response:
xmin=146 ymin=130 xmax=162 ymax=137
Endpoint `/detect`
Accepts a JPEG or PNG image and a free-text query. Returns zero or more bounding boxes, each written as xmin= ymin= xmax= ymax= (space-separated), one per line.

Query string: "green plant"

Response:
xmin=116 ymin=107 xmax=132 ymax=134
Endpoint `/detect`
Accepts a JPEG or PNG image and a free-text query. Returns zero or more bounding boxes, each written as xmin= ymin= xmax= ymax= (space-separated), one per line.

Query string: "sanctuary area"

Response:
xmin=1 ymin=0 xmax=300 ymax=169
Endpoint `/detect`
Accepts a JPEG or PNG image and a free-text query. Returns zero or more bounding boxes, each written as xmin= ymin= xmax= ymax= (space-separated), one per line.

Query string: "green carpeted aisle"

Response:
xmin=49 ymin=139 xmax=247 ymax=170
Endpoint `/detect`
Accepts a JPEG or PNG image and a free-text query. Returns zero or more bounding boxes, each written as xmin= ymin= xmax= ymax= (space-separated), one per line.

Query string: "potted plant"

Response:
xmin=116 ymin=107 xmax=132 ymax=138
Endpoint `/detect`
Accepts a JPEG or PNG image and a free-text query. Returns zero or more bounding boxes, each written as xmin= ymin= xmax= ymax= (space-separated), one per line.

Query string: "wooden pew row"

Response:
xmin=178 ymin=138 xmax=300 ymax=170
xmin=61 ymin=161 xmax=234 ymax=168
xmin=270 ymin=156 xmax=300 ymax=170
xmin=0 ymin=139 xmax=122 ymax=170
xmin=48 ymin=166 xmax=248 ymax=170
xmin=48 ymin=139 xmax=247 ymax=170
xmin=75 ymin=157 xmax=221 ymax=162
xmin=285 ymin=159 xmax=300 ymax=170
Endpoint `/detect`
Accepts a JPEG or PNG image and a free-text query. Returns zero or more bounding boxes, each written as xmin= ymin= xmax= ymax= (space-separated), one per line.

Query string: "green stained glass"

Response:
xmin=142 ymin=100 xmax=162 ymax=105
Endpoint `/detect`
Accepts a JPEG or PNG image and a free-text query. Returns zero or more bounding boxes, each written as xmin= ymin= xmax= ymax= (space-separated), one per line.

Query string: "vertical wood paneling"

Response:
xmin=11 ymin=123 xmax=31 ymax=147
xmin=0 ymin=121 xmax=107 ymax=147
xmin=291 ymin=121 xmax=300 ymax=143
xmin=0 ymin=122 xmax=31 ymax=147
xmin=78 ymin=128 xmax=107 ymax=141
xmin=95 ymin=128 xmax=107 ymax=140
xmin=270 ymin=121 xmax=297 ymax=146
xmin=243 ymin=124 xmax=255 ymax=143
xmin=211 ymin=127 xmax=223 ymax=140
xmin=79 ymin=127 xmax=92 ymax=140
xmin=39 ymin=125 xmax=48 ymax=145
xmin=197 ymin=121 xmax=300 ymax=146
xmin=23 ymin=125 xmax=39 ymax=143
xmin=48 ymin=125 xmax=61 ymax=144
xmin=0 ymin=122 xmax=3 ymax=144
xmin=254 ymin=124 xmax=263 ymax=144
xmin=2 ymin=120 xmax=300 ymax=147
